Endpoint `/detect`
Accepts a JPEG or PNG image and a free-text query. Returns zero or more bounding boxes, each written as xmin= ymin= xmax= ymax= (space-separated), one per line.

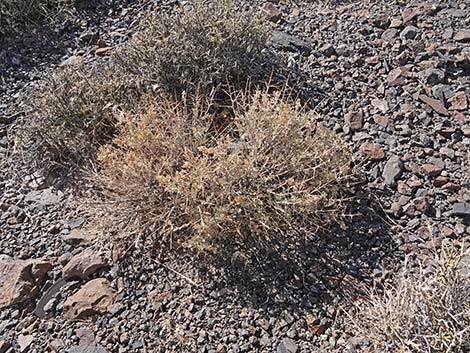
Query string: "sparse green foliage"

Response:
xmin=94 ymin=92 xmax=351 ymax=251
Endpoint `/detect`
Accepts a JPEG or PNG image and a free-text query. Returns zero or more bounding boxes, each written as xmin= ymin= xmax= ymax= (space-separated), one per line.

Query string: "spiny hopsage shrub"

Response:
xmin=112 ymin=0 xmax=269 ymax=97
xmin=343 ymin=243 xmax=470 ymax=353
xmin=19 ymin=0 xmax=269 ymax=174
xmin=93 ymin=91 xmax=352 ymax=252
xmin=18 ymin=63 xmax=142 ymax=172
xmin=0 ymin=0 xmax=71 ymax=36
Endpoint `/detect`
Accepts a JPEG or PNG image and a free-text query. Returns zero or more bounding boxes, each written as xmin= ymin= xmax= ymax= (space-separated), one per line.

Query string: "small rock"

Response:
xmin=345 ymin=110 xmax=363 ymax=131
xmin=454 ymin=30 xmax=470 ymax=42
xmin=402 ymin=9 xmax=419 ymax=23
xmin=277 ymin=338 xmax=298 ymax=353
xmin=448 ymin=91 xmax=468 ymax=111
xmin=431 ymin=84 xmax=454 ymax=100
xmin=383 ymin=155 xmax=403 ymax=186
xmin=63 ymin=278 xmax=116 ymax=320
xmin=269 ymin=31 xmax=311 ymax=54
xmin=260 ymin=2 xmax=282 ymax=22
xmin=400 ymin=26 xmax=418 ymax=40
xmin=419 ymin=94 xmax=449 ymax=116
xmin=452 ymin=203 xmax=470 ymax=217
xmin=95 ymin=47 xmax=113 ymax=56
xmin=359 ymin=143 xmax=385 ymax=161
xmin=419 ymin=163 xmax=443 ymax=177
xmin=17 ymin=335 xmax=34 ymax=353
xmin=62 ymin=248 xmax=109 ymax=279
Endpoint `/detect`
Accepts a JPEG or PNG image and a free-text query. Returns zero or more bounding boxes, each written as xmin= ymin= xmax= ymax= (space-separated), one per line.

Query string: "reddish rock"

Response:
xmin=413 ymin=197 xmax=430 ymax=213
xmin=359 ymin=142 xmax=385 ymax=161
xmin=402 ymin=9 xmax=418 ymax=23
xmin=63 ymin=278 xmax=116 ymax=320
xmin=0 ymin=255 xmax=52 ymax=308
xmin=419 ymin=163 xmax=443 ymax=177
xmin=95 ymin=47 xmax=113 ymax=56
xmin=62 ymin=248 xmax=109 ymax=279
xmin=448 ymin=91 xmax=468 ymax=111
xmin=442 ymin=182 xmax=460 ymax=192
xmin=418 ymin=94 xmax=449 ymax=116
xmin=260 ymin=2 xmax=282 ymax=22
xmin=462 ymin=126 xmax=470 ymax=136
xmin=345 ymin=110 xmax=363 ymax=131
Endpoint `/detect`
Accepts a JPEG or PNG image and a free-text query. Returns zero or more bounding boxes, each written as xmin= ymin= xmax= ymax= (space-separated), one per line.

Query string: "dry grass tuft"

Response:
xmin=344 ymin=243 xmax=470 ymax=353
xmin=92 ymin=91 xmax=351 ymax=252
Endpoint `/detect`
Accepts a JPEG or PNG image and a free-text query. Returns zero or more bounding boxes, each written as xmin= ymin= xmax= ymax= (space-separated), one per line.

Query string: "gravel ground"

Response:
xmin=1 ymin=0 xmax=469 ymax=352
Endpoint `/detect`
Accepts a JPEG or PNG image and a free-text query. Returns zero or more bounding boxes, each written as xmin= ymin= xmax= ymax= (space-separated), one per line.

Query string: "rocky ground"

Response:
xmin=1 ymin=0 xmax=469 ymax=352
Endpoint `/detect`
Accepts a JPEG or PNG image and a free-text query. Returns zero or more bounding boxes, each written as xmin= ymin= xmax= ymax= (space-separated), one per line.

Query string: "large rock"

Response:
xmin=63 ymin=278 xmax=115 ymax=320
xmin=0 ymin=255 xmax=52 ymax=308
xmin=62 ymin=248 xmax=109 ymax=279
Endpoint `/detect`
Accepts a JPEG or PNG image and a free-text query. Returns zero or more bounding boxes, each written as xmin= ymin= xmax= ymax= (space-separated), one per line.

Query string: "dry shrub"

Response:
xmin=19 ymin=63 xmax=142 ymax=171
xmin=0 ymin=0 xmax=70 ymax=35
xmin=94 ymin=91 xmax=351 ymax=252
xmin=345 ymin=244 xmax=470 ymax=353
xmin=113 ymin=0 xmax=268 ymax=96
xmin=19 ymin=0 xmax=269 ymax=174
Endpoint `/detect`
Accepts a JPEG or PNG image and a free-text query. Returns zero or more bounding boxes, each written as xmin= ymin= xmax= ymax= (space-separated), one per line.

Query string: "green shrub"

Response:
xmin=94 ymin=91 xmax=351 ymax=251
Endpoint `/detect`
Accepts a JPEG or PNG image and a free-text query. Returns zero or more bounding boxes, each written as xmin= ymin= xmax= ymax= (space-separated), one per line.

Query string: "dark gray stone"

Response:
xmin=269 ymin=31 xmax=311 ymax=54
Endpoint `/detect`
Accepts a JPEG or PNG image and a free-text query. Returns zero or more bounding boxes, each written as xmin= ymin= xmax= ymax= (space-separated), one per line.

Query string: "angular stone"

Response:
xmin=0 ymin=255 xmax=53 ymax=308
xmin=419 ymin=163 xmax=443 ymax=177
xmin=345 ymin=110 xmax=363 ymax=131
xmin=418 ymin=68 xmax=445 ymax=84
xmin=63 ymin=228 xmax=99 ymax=243
xmin=402 ymin=9 xmax=418 ymax=23
xmin=383 ymin=155 xmax=403 ymax=186
xmin=419 ymin=95 xmax=449 ymax=116
xmin=454 ymin=30 xmax=470 ymax=42
xmin=260 ymin=2 xmax=282 ymax=22
xmin=277 ymin=338 xmax=298 ymax=353
xmin=372 ymin=14 xmax=390 ymax=29
xmin=359 ymin=142 xmax=385 ymax=161
xmin=18 ymin=335 xmax=34 ymax=353
xmin=448 ymin=91 xmax=468 ymax=111
xmin=452 ymin=203 xmax=470 ymax=217
xmin=400 ymin=26 xmax=418 ymax=40
xmin=269 ymin=31 xmax=311 ymax=54
xmin=95 ymin=47 xmax=113 ymax=56
xmin=25 ymin=188 xmax=61 ymax=206
xmin=62 ymin=248 xmax=109 ymax=280
xmin=63 ymin=278 xmax=116 ymax=320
